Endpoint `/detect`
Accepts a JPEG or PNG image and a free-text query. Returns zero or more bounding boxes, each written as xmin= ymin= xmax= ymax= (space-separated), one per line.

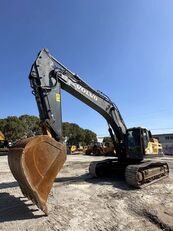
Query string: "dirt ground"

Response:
xmin=0 ymin=154 xmax=173 ymax=231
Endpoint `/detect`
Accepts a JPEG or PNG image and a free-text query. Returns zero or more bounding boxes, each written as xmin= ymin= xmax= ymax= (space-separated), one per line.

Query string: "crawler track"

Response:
xmin=125 ymin=161 xmax=169 ymax=188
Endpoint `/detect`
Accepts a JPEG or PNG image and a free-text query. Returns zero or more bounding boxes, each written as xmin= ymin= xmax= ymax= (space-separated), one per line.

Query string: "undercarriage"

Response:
xmin=89 ymin=158 xmax=169 ymax=188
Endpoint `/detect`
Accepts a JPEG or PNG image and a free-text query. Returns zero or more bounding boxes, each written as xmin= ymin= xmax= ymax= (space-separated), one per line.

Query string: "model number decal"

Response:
xmin=56 ymin=93 xmax=61 ymax=102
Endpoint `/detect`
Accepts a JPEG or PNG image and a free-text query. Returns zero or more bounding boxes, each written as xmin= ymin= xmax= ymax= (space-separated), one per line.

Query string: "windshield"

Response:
xmin=127 ymin=129 xmax=141 ymax=148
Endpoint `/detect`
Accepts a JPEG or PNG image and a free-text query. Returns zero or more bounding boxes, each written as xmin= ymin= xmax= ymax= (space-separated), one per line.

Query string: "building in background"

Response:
xmin=153 ymin=133 xmax=173 ymax=155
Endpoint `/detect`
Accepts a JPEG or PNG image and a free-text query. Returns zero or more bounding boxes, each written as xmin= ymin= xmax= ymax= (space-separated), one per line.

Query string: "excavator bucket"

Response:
xmin=8 ymin=135 xmax=66 ymax=215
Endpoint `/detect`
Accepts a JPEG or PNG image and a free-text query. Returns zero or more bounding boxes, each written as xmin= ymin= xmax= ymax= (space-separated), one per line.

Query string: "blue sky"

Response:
xmin=0 ymin=0 xmax=173 ymax=135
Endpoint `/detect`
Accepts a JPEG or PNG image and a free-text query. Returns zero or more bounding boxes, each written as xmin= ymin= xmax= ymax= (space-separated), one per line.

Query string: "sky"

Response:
xmin=0 ymin=0 xmax=173 ymax=136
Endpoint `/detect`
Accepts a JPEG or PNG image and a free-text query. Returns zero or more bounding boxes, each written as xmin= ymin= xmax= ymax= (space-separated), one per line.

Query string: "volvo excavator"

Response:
xmin=8 ymin=49 xmax=169 ymax=215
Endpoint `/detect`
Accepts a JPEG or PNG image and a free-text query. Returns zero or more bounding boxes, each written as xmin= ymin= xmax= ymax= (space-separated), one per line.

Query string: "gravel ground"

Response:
xmin=0 ymin=154 xmax=173 ymax=231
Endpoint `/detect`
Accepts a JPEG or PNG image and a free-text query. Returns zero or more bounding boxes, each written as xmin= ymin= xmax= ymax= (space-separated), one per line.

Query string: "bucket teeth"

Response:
xmin=8 ymin=135 xmax=66 ymax=214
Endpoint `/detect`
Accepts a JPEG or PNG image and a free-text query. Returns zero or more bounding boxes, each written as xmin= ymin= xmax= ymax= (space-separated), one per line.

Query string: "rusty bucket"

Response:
xmin=8 ymin=135 xmax=66 ymax=214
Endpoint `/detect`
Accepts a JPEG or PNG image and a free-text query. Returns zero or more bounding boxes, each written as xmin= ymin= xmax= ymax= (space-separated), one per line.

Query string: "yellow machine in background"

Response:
xmin=68 ymin=145 xmax=88 ymax=154
xmin=85 ymin=142 xmax=115 ymax=156
xmin=145 ymin=138 xmax=163 ymax=155
xmin=0 ymin=131 xmax=5 ymax=141
xmin=0 ymin=131 xmax=12 ymax=149
xmin=0 ymin=131 xmax=9 ymax=150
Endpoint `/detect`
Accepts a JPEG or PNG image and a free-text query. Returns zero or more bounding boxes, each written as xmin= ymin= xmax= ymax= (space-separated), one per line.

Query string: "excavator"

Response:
xmin=8 ymin=49 xmax=169 ymax=215
xmin=0 ymin=131 xmax=10 ymax=150
xmin=85 ymin=141 xmax=115 ymax=156
xmin=0 ymin=131 xmax=5 ymax=146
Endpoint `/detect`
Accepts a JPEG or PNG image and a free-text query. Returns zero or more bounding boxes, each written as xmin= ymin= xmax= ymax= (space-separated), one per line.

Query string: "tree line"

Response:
xmin=0 ymin=115 xmax=97 ymax=145
xmin=63 ymin=122 xmax=97 ymax=145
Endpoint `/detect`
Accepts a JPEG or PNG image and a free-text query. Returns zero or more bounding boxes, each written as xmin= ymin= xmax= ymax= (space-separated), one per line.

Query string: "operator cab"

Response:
xmin=126 ymin=127 xmax=152 ymax=161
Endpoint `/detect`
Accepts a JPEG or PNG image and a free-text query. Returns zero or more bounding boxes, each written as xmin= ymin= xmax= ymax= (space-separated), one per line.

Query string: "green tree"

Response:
xmin=64 ymin=123 xmax=85 ymax=145
xmin=62 ymin=122 xmax=72 ymax=138
xmin=0 ymin=115 xmax=97 ymax=145
xmin=84 ymin=129 xmax=97 ymax=145
xmin=19 ymin=115 xmax=42 ymax=137
xmin=0 ymin=119 xmax=7 ymax=134
xmin=63 ymin=122 xmax=97 ymax=145
xmin=0 ymin=115 xmax=42 ymax=142
xmin=0 ymin=116 xmax=25 ymax=142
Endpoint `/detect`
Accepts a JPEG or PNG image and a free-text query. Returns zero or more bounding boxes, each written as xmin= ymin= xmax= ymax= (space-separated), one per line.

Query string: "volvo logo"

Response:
xmin=76 ymin=84 xmax=98 ymax=101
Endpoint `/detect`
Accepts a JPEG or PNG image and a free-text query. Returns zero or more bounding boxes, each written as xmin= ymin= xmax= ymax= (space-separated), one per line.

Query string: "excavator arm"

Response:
xmin=29 ymin=49 xmax=126 ymax=150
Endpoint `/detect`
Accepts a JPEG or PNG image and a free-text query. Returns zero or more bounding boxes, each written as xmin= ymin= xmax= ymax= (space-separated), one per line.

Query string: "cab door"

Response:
xmin=142 ymin=129 xmax=151 ymax=154
xmin=126 ymin=128 xmax=144 ymax=161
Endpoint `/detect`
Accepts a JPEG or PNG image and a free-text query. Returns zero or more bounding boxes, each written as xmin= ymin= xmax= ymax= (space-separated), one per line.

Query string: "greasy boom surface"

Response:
xmin=0 ymin=154 xmax=173 ymax=231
